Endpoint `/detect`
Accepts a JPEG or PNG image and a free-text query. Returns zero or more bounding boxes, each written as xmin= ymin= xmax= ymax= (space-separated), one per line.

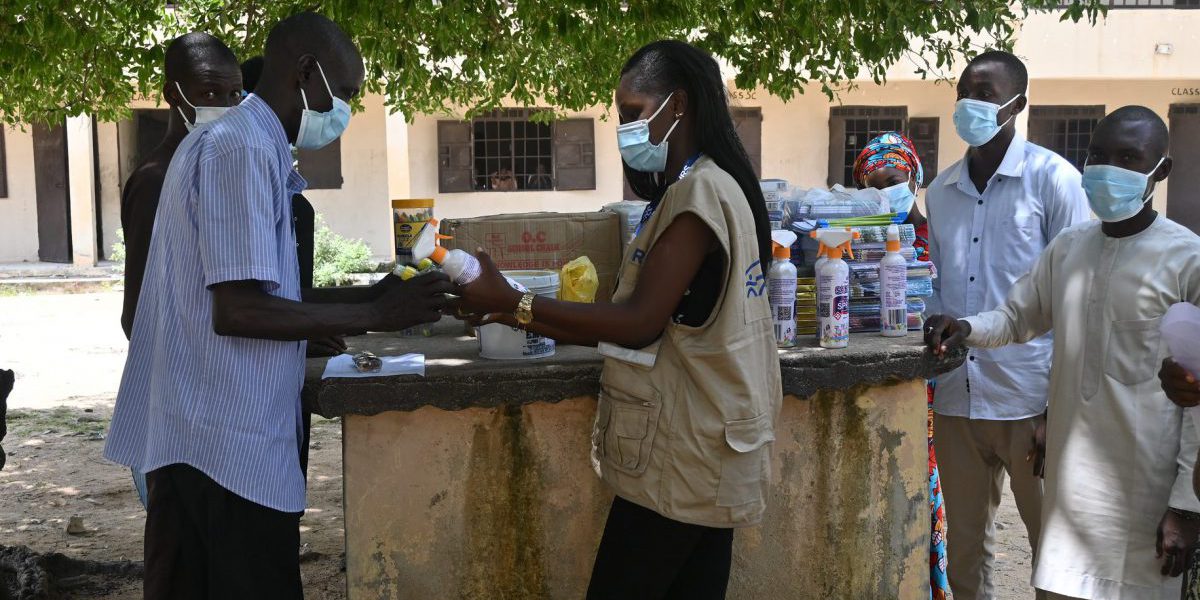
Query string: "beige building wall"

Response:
xmin=0 ymin=126 xmax=39 ymax=263
xmin=4 ymin=7 xmax=1199 ymax=264
xmin=303 ymin=93 xmax=393 ymax=260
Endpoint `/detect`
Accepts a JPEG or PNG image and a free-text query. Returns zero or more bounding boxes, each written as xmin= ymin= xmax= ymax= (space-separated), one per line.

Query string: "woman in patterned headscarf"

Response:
xmin=854 ymin=132 xmax=951 ymax=600
xmin=853 ymin=132 xmax=930 ymax=261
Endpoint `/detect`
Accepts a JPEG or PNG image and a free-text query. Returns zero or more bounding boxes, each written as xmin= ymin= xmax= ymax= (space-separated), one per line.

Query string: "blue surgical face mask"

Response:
xmin=296 ymin=61 xmax=351 ymax=150
xmin=175 ymin=82 xmax=230 ymax=132
xmin=617 ymin=92 xmax=681 ymax=173
xmin=953 ymin=94 xmax=1021 ymax=147
xmin=880 ymin=180 xmax=916 ymax=215
xmin=1082 ymin=157 xmax=1164 ymax=223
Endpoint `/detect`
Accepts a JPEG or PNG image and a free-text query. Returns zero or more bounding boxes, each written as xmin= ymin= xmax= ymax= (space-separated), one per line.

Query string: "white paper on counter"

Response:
xmin=1162 ymin=303 xmax=1200 ymax=376
xmin=321 ymin=353 xmax=425 ymax=379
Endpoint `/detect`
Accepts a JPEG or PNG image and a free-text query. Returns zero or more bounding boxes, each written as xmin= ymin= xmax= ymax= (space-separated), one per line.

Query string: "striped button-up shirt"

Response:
xmin=105 ymin=94 xmax=308 ymax=512
xmin=926 ymin=135 xmax=1090 ymax=421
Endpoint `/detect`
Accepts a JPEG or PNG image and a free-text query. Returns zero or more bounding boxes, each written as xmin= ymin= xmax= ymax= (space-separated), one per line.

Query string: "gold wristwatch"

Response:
xmin=514 ymin=291 xmax=535 ymax=326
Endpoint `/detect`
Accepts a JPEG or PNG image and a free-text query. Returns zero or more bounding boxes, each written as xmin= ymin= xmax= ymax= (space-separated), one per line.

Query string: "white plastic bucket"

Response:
xmin=603 ymin=201 xmax=649 ymax=244
xmin=478 ymin=270 xmax=561 ymax=360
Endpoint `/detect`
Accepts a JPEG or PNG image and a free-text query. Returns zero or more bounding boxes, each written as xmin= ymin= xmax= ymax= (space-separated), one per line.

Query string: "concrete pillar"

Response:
xmin=95 ymin=121 xmax=122 ymax=261
xmin=65 ymin=114 xmax=98 ymax=266
xmin=385 ymin=107 xmax=412 ymax=199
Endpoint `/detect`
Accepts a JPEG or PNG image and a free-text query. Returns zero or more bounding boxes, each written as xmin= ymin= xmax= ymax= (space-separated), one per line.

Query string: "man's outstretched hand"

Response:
xmin=924 ymin=315 xmax=972 ymax=358
xmin=1159 ymin=358 xmax=1200 ymax=408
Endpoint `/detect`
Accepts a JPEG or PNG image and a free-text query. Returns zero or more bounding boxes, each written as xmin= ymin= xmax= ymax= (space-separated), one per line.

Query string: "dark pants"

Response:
xmin=144 ymin=463 xmax=303 ymax=600
xmin=586 ymin=496 xmax=734 ymax=600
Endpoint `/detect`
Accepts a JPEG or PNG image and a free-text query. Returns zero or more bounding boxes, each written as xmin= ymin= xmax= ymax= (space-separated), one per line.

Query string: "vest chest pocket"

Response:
xmin=1106 ymin=317 xmax=1162 ymax=386
xmin=596 ymin=386 xmax=662 ymax=476
xmin=717 ymin=413 xmax=775 ymax=507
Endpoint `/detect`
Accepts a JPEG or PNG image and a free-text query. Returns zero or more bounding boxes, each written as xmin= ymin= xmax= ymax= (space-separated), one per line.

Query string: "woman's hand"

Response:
xmin=456 ymin=251 xmax=522 ymax=316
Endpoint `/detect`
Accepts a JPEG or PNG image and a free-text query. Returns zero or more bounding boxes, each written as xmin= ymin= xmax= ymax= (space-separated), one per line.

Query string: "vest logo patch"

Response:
xmin=631 ymin=248 xmax=647 ymax=265
xmin=744 ymin=260 xmax=766 ymax=297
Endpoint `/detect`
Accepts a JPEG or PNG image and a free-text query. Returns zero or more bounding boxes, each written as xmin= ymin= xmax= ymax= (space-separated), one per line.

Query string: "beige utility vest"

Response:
xmin=593 ymin=157 xmax=783 ymax=528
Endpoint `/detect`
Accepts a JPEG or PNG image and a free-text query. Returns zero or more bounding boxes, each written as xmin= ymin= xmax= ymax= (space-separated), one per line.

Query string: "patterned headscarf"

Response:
xmin=853 ymin=132 xmax=924 ymax=190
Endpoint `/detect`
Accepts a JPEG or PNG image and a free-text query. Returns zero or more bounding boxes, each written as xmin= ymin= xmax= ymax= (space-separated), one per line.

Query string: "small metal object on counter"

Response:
xmin=352 ymin=352 xmax=382 ymax=373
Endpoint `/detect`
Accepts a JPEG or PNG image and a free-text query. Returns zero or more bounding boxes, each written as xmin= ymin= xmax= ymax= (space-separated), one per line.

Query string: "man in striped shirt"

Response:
xmin=105 ymin=13 xmax=453 ymax=599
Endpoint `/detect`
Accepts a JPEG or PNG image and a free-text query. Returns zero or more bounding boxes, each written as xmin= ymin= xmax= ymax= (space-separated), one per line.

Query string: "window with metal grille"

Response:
xmin=438 ymin=109 xmax=595 ymax=193
xmin=1027 ymin=105 xmax=1105 ymax=171
xmin=828 ymin=106 xmax=908 ymax=187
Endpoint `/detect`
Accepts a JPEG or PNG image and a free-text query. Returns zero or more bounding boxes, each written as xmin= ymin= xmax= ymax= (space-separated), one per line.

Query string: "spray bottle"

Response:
xmin=769 ymin=230 xmax=799 ymax=347
xmin=811 ymin=228 xmax=857 ymax=343
xmin=395 ymin=218 xmax=483 ymax=286
xmin=879 ymin=224 xmax=908 ymax=337
xmin=811 ymin=228 xmax=855 ymax=349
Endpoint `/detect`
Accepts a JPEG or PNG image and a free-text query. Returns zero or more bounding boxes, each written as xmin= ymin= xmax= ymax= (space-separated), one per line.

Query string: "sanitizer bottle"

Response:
xmin=395 ymin=218 xmax=483 ymax=286
xmin=812 ymin=228 xmax=855 ymax=349
xmin=769 ymin=230 xmax=799 ymax=347
xmin=879 ymin=224 xmax=908 ymax=337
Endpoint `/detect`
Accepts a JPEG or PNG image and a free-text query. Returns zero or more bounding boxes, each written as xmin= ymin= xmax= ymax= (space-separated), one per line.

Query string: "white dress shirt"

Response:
xmin=927 ymin=135 xmax=1090 ymax=420
xmin=964 ymin=216 xmax=1200 ymax=599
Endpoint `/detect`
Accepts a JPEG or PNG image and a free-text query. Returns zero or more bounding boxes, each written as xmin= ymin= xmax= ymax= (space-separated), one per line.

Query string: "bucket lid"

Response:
xmin=502 ymin=269 xmax=561 ymax=292
xmin=392 ymin=199 xmax=435 ymax=209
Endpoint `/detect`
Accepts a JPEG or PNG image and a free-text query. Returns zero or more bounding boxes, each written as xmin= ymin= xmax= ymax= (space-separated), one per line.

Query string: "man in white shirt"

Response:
xmin=926 ymin=106 xmax=1200 ymax=600
xmin=924 ymin=50 xmax=1091 ymax=599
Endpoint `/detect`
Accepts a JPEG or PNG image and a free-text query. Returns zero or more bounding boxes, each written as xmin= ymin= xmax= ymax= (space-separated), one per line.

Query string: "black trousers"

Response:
xmin=144 ymin=463 xmax=303 ymax=600
xmin=586 ymin=496 xmax=735 ymax=600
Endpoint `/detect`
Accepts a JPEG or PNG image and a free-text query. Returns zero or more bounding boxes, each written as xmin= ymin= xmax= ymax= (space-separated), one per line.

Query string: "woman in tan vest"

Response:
xmin=457 ymin=40 xmax=782 ymax=599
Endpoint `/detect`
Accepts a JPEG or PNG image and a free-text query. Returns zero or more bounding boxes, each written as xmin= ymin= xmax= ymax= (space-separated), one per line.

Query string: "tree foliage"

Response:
xmin=0 ymin=1 xmax=1105 ymax=126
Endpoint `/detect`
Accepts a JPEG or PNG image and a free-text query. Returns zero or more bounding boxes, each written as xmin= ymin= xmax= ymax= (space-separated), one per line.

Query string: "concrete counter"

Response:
xmin=304 ymin=319 xmax=965 ymax=600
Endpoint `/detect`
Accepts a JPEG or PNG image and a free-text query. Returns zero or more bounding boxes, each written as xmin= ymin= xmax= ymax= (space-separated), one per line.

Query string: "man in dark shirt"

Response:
xmin=241 ymin=55 xmax=317 ymax=289
xmin=120 ymin=32 xmax=244 ymax=340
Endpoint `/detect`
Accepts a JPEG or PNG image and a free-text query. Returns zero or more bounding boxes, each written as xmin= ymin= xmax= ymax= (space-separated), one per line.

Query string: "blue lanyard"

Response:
xmin=635 ymin=153 xmax=703 ymax=237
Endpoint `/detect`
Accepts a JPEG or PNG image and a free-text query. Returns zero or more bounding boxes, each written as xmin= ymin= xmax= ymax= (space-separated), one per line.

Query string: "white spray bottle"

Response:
xmin=396 ymin=218 xmax=483 ymax=286
xmin=768 ymin=230 xmax=799 ymax=347
xmin=811 ymin=228 xmax=857 ymax=343
xmin=879 ymin=224 xmax=908 ymax=337
xmin=812 ymin=228 xmax=855 ymax=349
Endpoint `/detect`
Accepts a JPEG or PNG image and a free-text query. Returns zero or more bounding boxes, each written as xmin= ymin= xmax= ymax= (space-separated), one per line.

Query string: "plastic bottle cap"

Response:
xmin=773 ymin=245 xmax=791 ymax=259
xmin=429 ymin=245 xmax=448 ymax=263
xmin=885 ymin=224 xmax=901 ymax=252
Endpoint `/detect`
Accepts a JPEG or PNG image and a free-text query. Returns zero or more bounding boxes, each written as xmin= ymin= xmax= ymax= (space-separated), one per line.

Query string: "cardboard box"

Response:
xmin=440 ymin=212 xmax=623 ymax=299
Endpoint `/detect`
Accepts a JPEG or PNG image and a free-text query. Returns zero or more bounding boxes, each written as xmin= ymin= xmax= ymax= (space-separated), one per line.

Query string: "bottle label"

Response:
xmin=818 ymin=272 xmax=849 ymax=347
xmin=770 ymin=275 xmax=797 ymax=346
xmin=880 ymin=262 xmax=908 ymax=334
xmin=453 ymin=255 xmax=483 ymax=285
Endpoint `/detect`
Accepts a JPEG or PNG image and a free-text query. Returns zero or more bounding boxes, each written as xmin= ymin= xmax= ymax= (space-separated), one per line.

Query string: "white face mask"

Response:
xmin=880 ymin=179 xmax=917 ymax=215
xmin=175 ymin=82 xmax=231 ymax=132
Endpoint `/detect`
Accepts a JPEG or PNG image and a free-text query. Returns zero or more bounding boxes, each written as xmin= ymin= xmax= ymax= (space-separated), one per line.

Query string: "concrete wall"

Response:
xmin=342 ymin=379 xmax=929 ymax=600
xmin=0 ymin=126 xmax=38 ymax=262
xmin=305 ymin=93 xmax=393 ymax=261
xmin=1014 ymin=8 xmax=1200 ymax=81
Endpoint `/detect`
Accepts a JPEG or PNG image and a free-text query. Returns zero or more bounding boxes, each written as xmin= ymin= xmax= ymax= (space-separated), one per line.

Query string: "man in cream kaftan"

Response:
xmin=927 ymin=106 xmax=1200 ymax=600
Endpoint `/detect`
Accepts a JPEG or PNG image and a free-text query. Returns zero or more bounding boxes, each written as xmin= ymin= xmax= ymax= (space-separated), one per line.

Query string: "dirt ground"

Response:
xmin=0 ymin=407 xmax=348 ymax=599
xmin=0 ymin=291 xmax=1039 ymax=599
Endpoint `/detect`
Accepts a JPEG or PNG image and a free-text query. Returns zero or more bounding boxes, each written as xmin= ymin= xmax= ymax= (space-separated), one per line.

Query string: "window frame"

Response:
xmin=471 ymin=108 xmax=555 ymax=193
xmin=828 ymin=105 xmax=909 ymax=187
xmin=1027 ymin=105 xmax=1105 ymax=172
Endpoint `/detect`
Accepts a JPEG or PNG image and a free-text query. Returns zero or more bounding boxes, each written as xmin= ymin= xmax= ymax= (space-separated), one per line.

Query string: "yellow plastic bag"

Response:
xmin=559 ymin=256 xmax=599 ymax=303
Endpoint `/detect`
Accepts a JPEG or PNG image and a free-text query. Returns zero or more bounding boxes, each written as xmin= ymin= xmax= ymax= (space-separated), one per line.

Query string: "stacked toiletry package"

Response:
xmin=778 ymin=183 xmax=936 ymax=342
